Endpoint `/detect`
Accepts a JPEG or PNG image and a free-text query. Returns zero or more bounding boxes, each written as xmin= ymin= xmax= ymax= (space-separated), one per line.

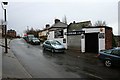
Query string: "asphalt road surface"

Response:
xmin=9 ymin=39 xmax=83 ymax=78
xmin=9 ymin=38 xmax=120 ymax=79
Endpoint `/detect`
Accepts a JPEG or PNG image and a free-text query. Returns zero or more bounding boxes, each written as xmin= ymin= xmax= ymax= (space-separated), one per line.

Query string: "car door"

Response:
xmin=111 ymin=49 xmax=120 ymax=66
xmin=45 ymin=41 xmax=52 ymax=51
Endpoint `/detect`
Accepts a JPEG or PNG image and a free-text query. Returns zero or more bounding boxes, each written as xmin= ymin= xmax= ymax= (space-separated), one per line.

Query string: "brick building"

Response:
xmin=7 ymin=29 xmax=16 ymax=38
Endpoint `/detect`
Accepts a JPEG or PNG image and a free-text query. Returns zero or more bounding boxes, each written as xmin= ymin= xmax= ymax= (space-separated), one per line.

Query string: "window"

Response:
xmin=54 ymin=29 xmax=63 ymax=38
xmin=111 ymin=49 xmax=120 ymax=56
xmin=104 ymin=50 xmax=112 ymax=54
xmin=50 ymin=40 xmax=61 ymax=45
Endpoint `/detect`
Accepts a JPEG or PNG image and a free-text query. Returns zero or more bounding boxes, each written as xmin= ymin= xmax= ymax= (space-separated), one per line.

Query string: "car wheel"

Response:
xmin=51 ymin=49 xmax=55 ymax=53
xmin=104 ymin=60 xmax=112 ymax=67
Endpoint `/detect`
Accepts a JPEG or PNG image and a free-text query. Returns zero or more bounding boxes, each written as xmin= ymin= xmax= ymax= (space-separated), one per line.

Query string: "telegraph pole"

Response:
xmin=4 ymin=9 xmax=8 ymax=53
xmin=1 ymin=2 xmax=8 ymax=53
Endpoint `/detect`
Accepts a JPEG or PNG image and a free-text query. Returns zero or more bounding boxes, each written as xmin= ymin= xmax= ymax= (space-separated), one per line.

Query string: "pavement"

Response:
xmin=1 ymin=38 xmax=32 ymax=79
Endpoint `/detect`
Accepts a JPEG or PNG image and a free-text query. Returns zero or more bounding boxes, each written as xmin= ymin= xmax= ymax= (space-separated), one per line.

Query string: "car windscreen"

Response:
xmin=50 ymin=41 xmax=61 ymax=45
xmin=103 ymin=50 xmax=112 ymax=54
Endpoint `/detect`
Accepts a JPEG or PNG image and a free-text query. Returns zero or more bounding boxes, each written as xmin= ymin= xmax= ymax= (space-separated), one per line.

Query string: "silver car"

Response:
xmin=43 ymin=40 xmax=65 ymax=53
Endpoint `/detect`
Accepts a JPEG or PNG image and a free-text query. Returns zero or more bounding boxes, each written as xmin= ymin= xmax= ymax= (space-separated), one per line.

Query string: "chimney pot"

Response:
xmin=55 ymin=19 xmax=60 ymax=24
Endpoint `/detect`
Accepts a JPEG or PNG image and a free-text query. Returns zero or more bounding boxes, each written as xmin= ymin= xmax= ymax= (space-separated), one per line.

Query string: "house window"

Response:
xmin=54 ymin=29 xmax=64 ymax=38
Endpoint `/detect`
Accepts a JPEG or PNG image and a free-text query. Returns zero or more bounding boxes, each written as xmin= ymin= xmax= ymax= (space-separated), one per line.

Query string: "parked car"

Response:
xmin=23 ymin=34 xmax=35 ymax=43
xmin=42 ymin=40 xmax=65 ymax=53
xmin=97 ymin=48 xmax=120 ymax=67
xmin=27 ymin=35 xmax=35 ymax=43
xmin=30 ymin=37 xmax=40 ymax=45
xmin=23 ymin=36 xmax=27 ymax=41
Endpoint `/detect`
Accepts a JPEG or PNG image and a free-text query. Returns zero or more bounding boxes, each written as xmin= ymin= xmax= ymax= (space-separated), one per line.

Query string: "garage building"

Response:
xmin=81 ymin=26 xmax=113 ymax=53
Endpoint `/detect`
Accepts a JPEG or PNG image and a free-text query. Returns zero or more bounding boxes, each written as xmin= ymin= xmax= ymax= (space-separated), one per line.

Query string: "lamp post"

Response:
xmin=2 ymin=2 xmax=8 ymax=53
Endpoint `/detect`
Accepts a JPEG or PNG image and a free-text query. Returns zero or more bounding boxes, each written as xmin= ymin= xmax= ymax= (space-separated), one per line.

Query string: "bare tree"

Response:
xmin=24 ymin=27 xmax=41 ymax=38
xmin=94 ymin=20 xmax=107 ymax=26
xmin=62 ymin=15 xmax=67 ymax=24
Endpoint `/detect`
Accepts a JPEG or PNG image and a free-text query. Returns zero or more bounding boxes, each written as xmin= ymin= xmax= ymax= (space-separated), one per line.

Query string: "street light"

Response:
xmin=1 ymin=1 xmax=8 ymax=53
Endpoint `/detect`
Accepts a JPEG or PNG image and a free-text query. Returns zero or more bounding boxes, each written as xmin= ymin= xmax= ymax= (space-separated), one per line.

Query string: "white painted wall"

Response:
xmin=48 ymin=31 xmax=54 ymax=40
xmin=99 ymin=39 xmax=105 ymax=51
xmin=81 ymin=38 xmax=85 ymax=52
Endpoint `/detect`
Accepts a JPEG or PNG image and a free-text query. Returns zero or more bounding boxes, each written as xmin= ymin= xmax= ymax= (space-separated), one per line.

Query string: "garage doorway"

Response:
xmin=85 ymin=33 xmax=98 ymax=53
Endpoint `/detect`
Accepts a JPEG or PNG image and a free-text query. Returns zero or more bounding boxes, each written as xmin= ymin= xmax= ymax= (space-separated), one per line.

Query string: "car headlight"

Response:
xmin=33 ymin=40 xmax=36 ymax=42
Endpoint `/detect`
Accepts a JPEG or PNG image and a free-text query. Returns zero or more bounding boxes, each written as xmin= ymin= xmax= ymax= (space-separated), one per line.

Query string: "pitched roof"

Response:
xmin=51 ymin=22 xmax=67 ymax=28
xmin=68 ymin=21 xmax=92 ymax=31
xmin=48 ymin=22 xmax=67 ymax=31
xmin=82 ymin=26 xmax=112 ymax=29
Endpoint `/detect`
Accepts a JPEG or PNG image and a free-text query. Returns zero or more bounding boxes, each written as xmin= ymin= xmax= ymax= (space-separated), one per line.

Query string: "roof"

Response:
xmin=68 ymin=21 xmax=92 ymax=31
xmin=82 ymin=26 xmax=112 ymax=29
xmin=51 ymin=22 xmax=67 ymax=28
xmin=48 ymin=22 xmax=67 ymax=31
xmin=7 ymin=29 xmax=16 ymax=33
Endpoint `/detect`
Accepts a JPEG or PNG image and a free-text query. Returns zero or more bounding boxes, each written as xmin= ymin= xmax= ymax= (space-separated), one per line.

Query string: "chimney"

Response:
xmin=46 ymin=24 xmax=50 ymax=28
xmin=55 ymin=19 xmax=60 ymax=24
xmin=73 ymin=21 xmax=75 ymax=24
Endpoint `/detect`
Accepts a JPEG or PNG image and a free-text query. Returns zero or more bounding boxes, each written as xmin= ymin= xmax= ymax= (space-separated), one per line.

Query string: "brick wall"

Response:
xmin=105 ymin=28 xmax=112 ymax=49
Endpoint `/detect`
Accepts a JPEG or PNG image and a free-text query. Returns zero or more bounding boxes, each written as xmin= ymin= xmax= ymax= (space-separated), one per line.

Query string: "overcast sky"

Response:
xmin=0 ymin=0 xmax=119 ymax=35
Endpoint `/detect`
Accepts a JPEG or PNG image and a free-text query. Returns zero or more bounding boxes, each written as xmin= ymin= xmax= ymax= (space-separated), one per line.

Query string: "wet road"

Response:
xmin=10 ymin=39 xmax=120 ymax=79
xmin=10 ymin=39 xmax=83 ymax=78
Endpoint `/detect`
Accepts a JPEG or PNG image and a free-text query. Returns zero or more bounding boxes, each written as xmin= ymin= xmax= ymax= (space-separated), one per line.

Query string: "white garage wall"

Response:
xmin=99 ymin=39 xmax=105 ymax=51
xmin=81 ymin=28 xmax=105 ymax=52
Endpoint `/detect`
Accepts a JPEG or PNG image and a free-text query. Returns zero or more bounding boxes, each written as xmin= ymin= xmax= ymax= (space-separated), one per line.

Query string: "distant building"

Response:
xmin=38 ymin=24 xmax=50 ymax=42
xmin=47 ymin=19 xmax=68 ymax=49
xmin=7 ymin=29 xmax=16 ymax=38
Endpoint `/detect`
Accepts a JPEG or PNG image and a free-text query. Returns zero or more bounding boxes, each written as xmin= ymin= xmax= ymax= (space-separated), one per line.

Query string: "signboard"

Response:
xmin=99 ymin=33 xmax=105 ymax=39
xmin=66 ymin=31 xmax=85 ymax=36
